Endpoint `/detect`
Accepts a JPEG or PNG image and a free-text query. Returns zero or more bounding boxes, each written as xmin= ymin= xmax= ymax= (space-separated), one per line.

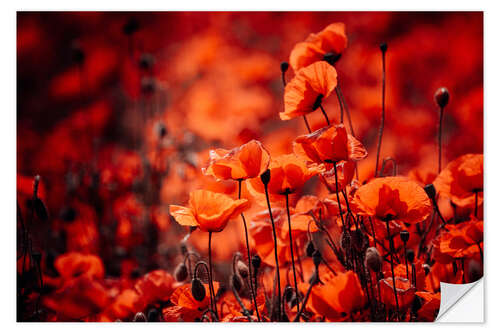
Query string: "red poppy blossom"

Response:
xmin=379 ymin=277 xmax=416 ymax=310
xmin=169 ymin=189 xmax=249 ymax=232
xmin=203 ymin=140 xmax=271 ymax=181
xmin=353 ymin=177 xmax=432 ymax=224
xmin=281 ymin=61 xmax=337 ymax=121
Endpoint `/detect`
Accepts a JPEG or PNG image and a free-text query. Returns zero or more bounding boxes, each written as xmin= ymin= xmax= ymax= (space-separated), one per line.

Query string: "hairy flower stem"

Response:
xmin=438 ymin=106 xmax=444 ymax=174
xmin=319 ymin=104 xmax=330 ymax=126
xmin=285 ymin=192 xmax=300 ymax=313
xmin=263 ymin=183 xmax=282 ymax=320
xmin=384 ymin=219 xmax=400 ymax=321
xmin=237 ymin=180 xmax=261 ymax=321
xmin=208 ymin=232 xmax=218 ymax=318
xmin=375 ymin=45 xmax=387 ymax=177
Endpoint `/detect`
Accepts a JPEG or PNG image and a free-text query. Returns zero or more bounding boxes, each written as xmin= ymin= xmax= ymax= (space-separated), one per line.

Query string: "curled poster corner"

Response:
xmin=436 ymin=278 xmax=483 ymax=322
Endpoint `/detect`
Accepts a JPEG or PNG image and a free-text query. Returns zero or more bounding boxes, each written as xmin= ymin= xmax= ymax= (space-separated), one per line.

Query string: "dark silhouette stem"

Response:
xmin=285 ymin=192 xmax=300 ymax=313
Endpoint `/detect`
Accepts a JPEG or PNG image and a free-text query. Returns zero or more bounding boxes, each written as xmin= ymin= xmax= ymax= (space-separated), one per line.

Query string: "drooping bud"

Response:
xmin=174 ymin=262 xmax=188 ymax=282
xmin=251 ymin=254 xmax=261 ymax=270
xmin=280 ymin=61 xmax=289 ymax=73
xmin=236 ymin=260 xmax=249 ymax=279
xmin=34 ymin=198 xmax=49 ymax=221
xmin=312 ymin=250 xmax=322 ymax=268
xmin=400 ymin=230 xmax=410 ymax=243
xmin=231 ymin=274 xmax=243 ymax=292
xmin=340 ymin=231 xmax=351 ymax=250
xmin=306 ymin=241 xmax=315 ymax=257
xmin=434 ymin=87 xmax=450 ymax=109
xmin=424 ymin=184 xmax=437 ymax=200
xmin=191 ymin=278 xmax=206 ymax=302
xmin=365 ymin=247 xmax=382 ymax=273
xmin=133 ymin=312 xmax=147 ymax=322
xmin=260 ymin=169 xmax=271 ymax=186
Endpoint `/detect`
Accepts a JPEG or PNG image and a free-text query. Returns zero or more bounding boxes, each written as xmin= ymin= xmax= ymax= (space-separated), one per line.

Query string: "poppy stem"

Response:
xmin=293 ymin=270 xmax=318 ymax=322
xmin=375 ymin=43 xmax=387 ymax=177
xmin=403 ymin=242 xmax=409 ymax=280
xmin=335 ymin=87 xmax=344 ymax=123
xmin=438 ymin=105 xmax=444 ymax=174
xmin=263 ymin=183 xmax=282 ymax=321
xmin=237 ymin=180 xmax=261 ymax=321
xmin=384 ymin=219 xmax=400 ymax=321
xmin=319 ymin=104 xmax=330 ymax=126
xmin=207 ymin=231 xmax=218 ymax=319
xmin=477 ymin=242 xmax=483 ymax=262
xmin=303 ymin=115 xmax=312 ymax=133
xmin=336 ymin=82 xmax=359 ymax=180
xmin=474 ymin=190 xmax=479 ymax=218
xmin=332 ymin=162 xmax=346 ymax=231
xmin=285 ymin=192 xmax=300 ymax=313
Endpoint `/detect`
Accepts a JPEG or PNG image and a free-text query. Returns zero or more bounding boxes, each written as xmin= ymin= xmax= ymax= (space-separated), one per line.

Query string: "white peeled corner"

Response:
xmin=436 ymin=278 xmax=483 ymax=322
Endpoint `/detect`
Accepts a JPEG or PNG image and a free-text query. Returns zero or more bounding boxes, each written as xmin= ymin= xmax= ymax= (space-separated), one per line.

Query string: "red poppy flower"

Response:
xmin=379 ymin=277 xmax=416 ymax=310
xmin=434 ymin=218 xmax=483 ymax=261
xmin=320 ymin=161 xmax=356 ymax=192
xmin=289 ymin=22 xmax=348 ymax=72
xmin=246 ymin=154 xmax=324 ymax=204
xmin=169 ymin=189 xmax=249 ymax=232
xmin=281 ymin=61 xmax=337 ymax=121
xmin=203 ymin=140 xmax=271 ymax=181
xmin=294 ymin=124 xmax=367 ymax=164
xmin=434 ymin=154 xmax=483 ymax=208
xmin=353 ymin=177 xmax=432 ymax=224
xmin=134 ymin=270 xmax=175 ymax=309
xmin=54 ymin=252 xmax=105 ymax=281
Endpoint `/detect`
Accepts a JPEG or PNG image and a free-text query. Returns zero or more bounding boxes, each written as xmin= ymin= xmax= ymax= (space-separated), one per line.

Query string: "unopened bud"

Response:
xmin=236 ymin=260 xmax=249 ymax=279
xmin=283 ymin=285 xmax=294 ymax=303
xmin=423 ymin=264 xmax=431 ymax=275
xmin=380 ymin=42 xmax=388 ymax=53
xmin=406 ymin=249 xmax=415 ymax=263
xmin=133 ymin=312 xmax=147 ymax=322
xmin=365 ymin=247 xmax=382 ymax=273
xmin=424 ymin=184 xmax=436 ymax=199
xmin=400 ymin=230 xmax=410 ymax=243
xmin=191 ymin=278 xmax=206 ymax=302
xmin=260 ymin=169 xmax=271 ymax=186
xmin=306 ymin=241 xmax=315 ymax=257
xmin=280 ymin=61 xmax=289 ymax=73
xmin=174 ymin=262 xmax=188 ymax=282
xmin=231 ymin=274 xmax=243 ymax=292
xmin=312 ymin=250 xmax=322 ymax=268
xmin=434 ymin=87 xmax=450 ymax=109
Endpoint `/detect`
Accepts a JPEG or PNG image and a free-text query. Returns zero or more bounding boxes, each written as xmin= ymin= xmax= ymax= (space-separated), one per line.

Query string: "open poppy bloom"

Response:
xmin=320 ymin=161 xmax=356 ymax=192
xmin=434 ymin=154 xmax=483 ymax=208
xmin=246 ymin=154 xmax=324 ymax=204
xmin=203 ymin=140 xmax=271 ymax=181
xmin=289 ymin=22 xmax=348 ymax=71
xmin=293 ymin=124 xmax=367 ymax=164
xmin=134 ymin=270 xmax=175 ymax=309
xmin=352 ymin=177 xmax=432 ymax=224
xmin=379 ymin=277 xmax=416 ymax=310
xmin=281 ymin=61 xmax=337 ymax=121
xmin=169 ymin=189 xmax=249 ymax=232
xmin=54 ymin=252 xmax=105 ymax=281
xmin=434 ymin=218 xmax=483 ymax=261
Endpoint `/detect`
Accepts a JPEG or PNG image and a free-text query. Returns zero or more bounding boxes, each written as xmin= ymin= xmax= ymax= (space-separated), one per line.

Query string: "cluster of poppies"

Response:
xmin=17 ymin=12 xmax=483 ymax=322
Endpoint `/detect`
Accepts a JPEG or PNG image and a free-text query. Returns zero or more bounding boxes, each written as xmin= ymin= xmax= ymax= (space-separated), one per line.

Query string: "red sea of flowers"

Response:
xmin=16 ymin=12 xmax=483 ymax=322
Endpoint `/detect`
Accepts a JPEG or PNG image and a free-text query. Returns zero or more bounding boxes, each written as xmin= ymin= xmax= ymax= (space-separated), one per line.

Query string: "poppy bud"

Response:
xmin=32 ymin=251 xmax=42 ymax=264
xmin=174 ymin=262 xmax=188 ymax=282
xmin=340 ymin=231 xmax=351 ymax=250
xmin=411 ymin=295 xmax=423 ymax=314
xmin=236 ymin=260 xmax=249 ymax=279
xmin=400 ymin=230 xmax=410 ymax=243
xmin=280 ymin=61 xmax=289 ymax=73
xmin=365 ymin=247 xmax=382 ymax=273
xmin=133 ymin=312 xmax=147 ymax=322
xmin=424 ymin=184 xmax=436 ymax=200
xmin=156 ymin=121 xmax=167 ymax=138
xmin=283 ymin=285 xmax=294 ymax=303
xmin=312 ymin=250 xmax=322 ymax=268
xmin=123 ymin=17 xmax=140 ymax=36
xmin=352 ymin=229 xmax=367 ymax=252
xmin=423 ymin=264 xmax=431 ymax=275
xmin=406 ymin=249 xmax=415 ymax=263
xmin=231 ymin=274 xmax=243 ymax=292
xmin=380 ymin=42 xmax=388 ymax=53
xmin=251 ymin=254 xmax=261 ymax=271
xmin=34 ymin=198 xmax=49 ymax=221
xmin=306 ymin=241 xmax=315 ymax=257
xmin=434 ymin=87 xmax=450 ymax=108
xmin=147 ymin=308 xmax=159 ymax=322
xmin=180 ymin=243 xmax=188 ymax=255
xmin=191 ymin=278 xmax=206 ymax=302
xmin=260 ymin=169 xmax=271 ymax=186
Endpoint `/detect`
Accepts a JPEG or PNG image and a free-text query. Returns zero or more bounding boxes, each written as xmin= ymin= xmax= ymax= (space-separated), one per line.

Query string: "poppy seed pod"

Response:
xmin=260 ymin=169 xmax=271 ymax=186
xmin=174 ymin=262 xmax=188 ymax=282
xmin=406 ymin=249 xmax=415 ymax=263
xmin=341 ymin=231 xmax=351 ymax=250
xmin=251 ymin=254 xmax=261 ymax=270
xmin=133 ymin=312 xmax=147 ymax=322
xmin=280 ymin=61 xmax=289 ymax=73
xmin=424 ymin=184 xmax=437 ymax=200
xmin=236 ymin=260 xmax=249 ymax=279
xmin=306 ymin=241 xmax=315 ymax=257
xmin=312 ymin=250 xmax=322 ymax=268
xmin=434 ymin=87 xmax=450 ymax=108
xmin=365 ymin=247 xmax=382 ymax=273
xmin=191 ymin=278 xmax=206 ymax=302
xmin=380 ymin=42 xmax=388 ymax=53
xmin=400 ymin=230 xmax=410 ymax=243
